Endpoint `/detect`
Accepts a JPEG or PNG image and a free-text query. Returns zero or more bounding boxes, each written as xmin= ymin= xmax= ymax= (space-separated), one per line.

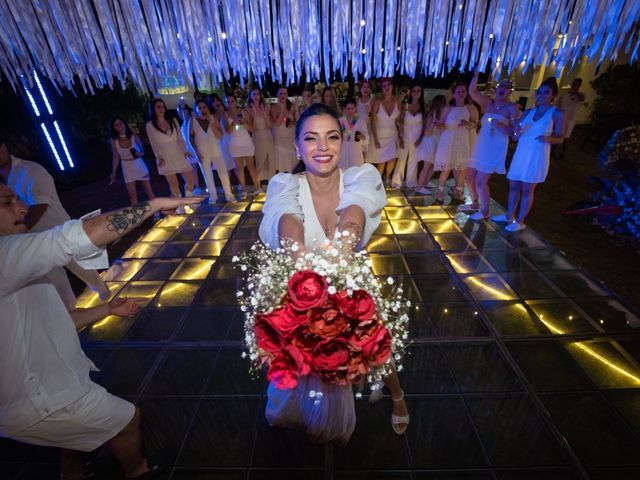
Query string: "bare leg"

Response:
xmin=181 ymin=170 xmax=195 ymax=195
xmin=60 ymin=449 xmax=85 ymax=480
xmin=506 ymin=180 xmax=521 ymax=221
xmin=384 ymin=159 xmax=397 ymax=181
xmin=382 ymin=366 xmax=409 ymax=432
xmin=233 ymin=158 xmax=246 ymax=195
xmin=124 ymin=182 xmax=138 ymax=205
xmin=164 ymin=174 xmax=181 ymax=197
xmin=475 ymin=171 xmax=492 ymax=216
xmin=140 ymin=178 xmax=155 ymax=200
xmin=110 ymin=407 xmax=149 ymax=479
xmin=516 ymin=182 xmax=537 ymax=224
xmin=244 ymin=156 xmax=261 ymax=190
xmin=465 ymin=168 xmax=478 ymax=205
xmin=415 ymin=162 xmax=435 ymax=190
xmin=376 ymin=163 xmax=385 ymax=175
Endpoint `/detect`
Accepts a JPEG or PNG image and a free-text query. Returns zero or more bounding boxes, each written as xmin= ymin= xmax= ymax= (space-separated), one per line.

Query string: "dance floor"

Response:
xmin=3 ymin=188 xmax=640 ymax=479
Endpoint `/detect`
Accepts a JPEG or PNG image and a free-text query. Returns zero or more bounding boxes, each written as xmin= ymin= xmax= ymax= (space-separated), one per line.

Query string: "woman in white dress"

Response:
xmin=393 ymin=83 xmax=425 ymax=189
xmin=370 ymin=78 xmax=403 ymax=186
xmin=108 ymin=116 xmax=155 ymax=206
xmin=492 ymin=79 xmax=564 ymax=232
xmin=356 ymin=79 xmax=374 ymax=163
xmin=321 ymin=86 xmax=342 ymax=116
xmin=270 ymin=86 xmax=299 ymax=173
xmin=189 ymin=99 xmax=236 ymax=204
xmin=460 ymin=73 xmax=520 ymax=219
xmin=222 ymin=95 xmax=261 ymax=197
xmin=145 ymin=99 xmax=195 ymax=198
xmin=413 ymin=95 xmax=447 ymax=194
xmin=338 ymin=97 xmax=368 ymax=169
xmin=259 ymin=103 xmax=409 ymax=443
xmin=432 ymin=82 xmax=479 ymax=203
xmin=176 ymin=99 xmax=202 ymax=193
xmin=246 ymin=88 xmax=275 ymax=182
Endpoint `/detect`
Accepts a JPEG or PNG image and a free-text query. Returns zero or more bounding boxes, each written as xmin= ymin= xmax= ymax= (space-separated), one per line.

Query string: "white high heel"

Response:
xmin=391 ymin=391 xmax=410 ymax=435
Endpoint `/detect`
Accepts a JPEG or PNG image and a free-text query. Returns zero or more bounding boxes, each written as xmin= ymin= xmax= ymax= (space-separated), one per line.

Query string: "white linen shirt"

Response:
xmin=6 ymin=156 xmax=71 ymax=231
xmin=0 ymin=220 xmax=103 ymax=436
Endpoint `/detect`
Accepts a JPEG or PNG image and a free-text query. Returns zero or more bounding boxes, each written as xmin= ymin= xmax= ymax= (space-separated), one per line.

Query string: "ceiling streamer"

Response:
xmin=0 ymin=0 xmax=638 ymax=93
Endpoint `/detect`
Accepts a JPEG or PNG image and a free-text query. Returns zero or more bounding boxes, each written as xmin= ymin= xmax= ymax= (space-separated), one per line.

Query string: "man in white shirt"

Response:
xmin=0 ymin=140 xmax=111 ymax=308
xmin=0 ymin=182 xmax=200 ymax=479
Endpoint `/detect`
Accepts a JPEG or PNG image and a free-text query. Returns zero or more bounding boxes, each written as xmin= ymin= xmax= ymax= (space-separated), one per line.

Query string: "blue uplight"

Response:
xmin=40 ymin=123 xmax=65 ymax=171
xmin=53 ymin=121 xmax=74 ymax=168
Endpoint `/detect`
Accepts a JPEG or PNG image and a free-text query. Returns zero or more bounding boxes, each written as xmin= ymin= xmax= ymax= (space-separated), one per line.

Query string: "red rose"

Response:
xmin=347 ymin=352 xmax=369 ymax=382
xmin=263 ymin=305 xmax=307 ymax=338
xmin=307 ymin=299 xmax=350 ymax=339
xmin=335 ymin=290 xmax=377 ymax=322
xmin=360 ymin=326 xmax=392 ymax=366
xmin=287 ymin=270 xmax=329 ymax=312
xmin=254 ymin=313 xmax=281 ymax=355
xmin=311 ymin=337 xmax=350 ymax=372
xmin=291 ymin=325 xmax=316 ymax=365
xmin=267 ymin=344 xmax=310 ymax=389
xmin=347 ymin=316 xmax=385 ymax=350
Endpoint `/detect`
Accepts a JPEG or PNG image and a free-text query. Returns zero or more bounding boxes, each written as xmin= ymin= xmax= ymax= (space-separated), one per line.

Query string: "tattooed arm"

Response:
xmin=82 ymin=197 xmax=201 ymax=248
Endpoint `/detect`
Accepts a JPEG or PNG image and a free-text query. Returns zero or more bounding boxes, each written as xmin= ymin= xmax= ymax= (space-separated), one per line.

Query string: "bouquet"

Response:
xmin=234 ymin=234 xmax=410 ymax=390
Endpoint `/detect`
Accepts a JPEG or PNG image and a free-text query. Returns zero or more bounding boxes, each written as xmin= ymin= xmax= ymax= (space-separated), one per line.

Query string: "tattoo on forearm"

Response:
xmin=106 ymin=202 xmax=151 ymax=234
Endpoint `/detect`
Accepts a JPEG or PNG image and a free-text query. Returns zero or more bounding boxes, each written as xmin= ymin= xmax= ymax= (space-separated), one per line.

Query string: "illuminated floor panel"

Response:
xmin=5 ymin=191 xmax=640 ymax=479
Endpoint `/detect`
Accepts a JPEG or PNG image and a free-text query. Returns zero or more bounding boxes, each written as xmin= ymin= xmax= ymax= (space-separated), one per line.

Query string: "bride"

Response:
xmin=259 ymin=103 xmax=410 ymax=444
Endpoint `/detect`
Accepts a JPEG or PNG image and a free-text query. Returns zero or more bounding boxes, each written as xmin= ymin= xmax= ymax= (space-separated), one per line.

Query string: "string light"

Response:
xmin=53 ymin=121 xmax=74 ymax=168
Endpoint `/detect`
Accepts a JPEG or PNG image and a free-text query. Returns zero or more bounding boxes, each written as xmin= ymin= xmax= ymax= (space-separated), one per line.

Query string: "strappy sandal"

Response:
xmin=435 ymin=186 xmax=445 ymax=203
xmin=391 ymin=391 xmax=410 ymax=435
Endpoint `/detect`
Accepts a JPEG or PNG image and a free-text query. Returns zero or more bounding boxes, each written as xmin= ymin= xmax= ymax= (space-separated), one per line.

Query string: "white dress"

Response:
xmin=190 ymin=117 xmax=234 ymax=200
xmin=393 ymin=109 xmax=423 ymax=188
xmin=180 ymin=117 xmax=199 ymax=167
xmin=115 ymin=135 xmax=149 ymax=183
xmin=273 ymin=108 xmax=298 ymax=172
xmin=338 ymin=115 xmax=368 ymax=169
xmin=508 ymin=107 xmax=557 ymax=184
xmin=468 ymin=113 xmax=509 ymax=174
xmin=226 ymin=115 xmax=255 ymax=158
xmin=371 ymin=103 xmax=400 ymax=164
xmin=433 ymin=106 xmax=471 ymax=172
xmin=258 ymin=164 xmax=387 ymax=444
xmin=357 ymin=97 xmax=374 ymax=162
xmin=417 ymin=113 xmax=441 ymax=165
xmin=252 ymin=110 xmax=276 ymax=180
xmin=145 ymin=119 xmax=192 ymax=175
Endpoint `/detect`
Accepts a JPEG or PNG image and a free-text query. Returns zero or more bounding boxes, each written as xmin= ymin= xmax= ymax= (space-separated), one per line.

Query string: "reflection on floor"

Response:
xmin=3 ymin=189 xmax=640 ymax=480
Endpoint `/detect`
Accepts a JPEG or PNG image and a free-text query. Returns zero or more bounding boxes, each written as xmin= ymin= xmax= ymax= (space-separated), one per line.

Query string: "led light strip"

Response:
xmin=53 ymin=121 xmax=74 ymax=168
xmin=40 ymin=123 xmax=64 ymax=171
xmin=33 ymin=70 xmax=53 ymax=115
xmin=22 ymin=84 xmax=40 ymax=117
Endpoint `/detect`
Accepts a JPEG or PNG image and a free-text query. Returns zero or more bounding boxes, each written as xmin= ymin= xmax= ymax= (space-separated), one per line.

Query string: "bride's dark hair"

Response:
xmin=292 ymin=103 xmax=342 ymax=174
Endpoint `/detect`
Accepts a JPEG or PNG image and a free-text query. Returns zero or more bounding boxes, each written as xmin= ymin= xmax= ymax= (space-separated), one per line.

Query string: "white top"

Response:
xmin=259 ymin=163 xmax=386 ymax=251
xmin=0 ymin=220 xmax=103 ymax=435
xmin=145 ymin=119 xmax=191 ymax=175
xmin=6 ymin=156 xmax=70 ymax=231
xmin=190 ymin=117 xmax=223 ymax=159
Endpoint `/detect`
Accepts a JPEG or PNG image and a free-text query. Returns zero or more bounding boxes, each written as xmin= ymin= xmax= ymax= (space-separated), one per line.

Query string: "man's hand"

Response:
xmin=108 ymin=297 xmax=143 ymax=317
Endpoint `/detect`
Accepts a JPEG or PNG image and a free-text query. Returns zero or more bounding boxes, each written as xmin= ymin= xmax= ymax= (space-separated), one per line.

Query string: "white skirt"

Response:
xmin=121 ymin=158 xmax=149 ymax=183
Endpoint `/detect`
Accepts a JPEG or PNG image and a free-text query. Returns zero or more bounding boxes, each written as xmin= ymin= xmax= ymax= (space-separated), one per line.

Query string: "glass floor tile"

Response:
xmin=10 ymin=188 xmax=640 ymax=478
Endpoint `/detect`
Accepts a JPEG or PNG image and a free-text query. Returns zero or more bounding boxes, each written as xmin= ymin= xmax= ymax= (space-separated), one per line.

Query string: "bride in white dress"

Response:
xmin=259 ymin=103 xmax=410 ymax=444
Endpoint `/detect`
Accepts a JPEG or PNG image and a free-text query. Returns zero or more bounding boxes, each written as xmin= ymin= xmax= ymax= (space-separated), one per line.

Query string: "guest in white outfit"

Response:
xmin=338 ymin=97 xmax=368 ymax=169
xmin=145 ymin=99 xmax=195 ymax=198
xmin=356 ymin=79 xmax=375 ymax=163
xmin=176 ymin=99 xmax=202 ymax=193
xmin=270 ymin=86 xmax=299 ymax=173
xmin=258 ymin=103 xmax=409 ymax=440
xmin=210 ymin=94 xmax=238 ymax=178
xmin=413 ymin=95 xmax=447 ymax=194
xmin=0 ymin=140 xmax=111 ymax=308
xmin=432 ymin=82 xmax=479 ymax=203
xmin=189 ymin=99 xmax=237 ymax=203
xmin=321 ymin=86 xmax=342 ymax=116
xmin=222 ymin=94 xmax=261 ymax=198
xmin=0 ymin=184 xmax=201 ymax=480
xmin=370 ymin=78 xmax=403 ymax=186
xmin=393 ymin=83 xmax=425 ymax=188
xmin=298 ymin=86 xmax=315 ymax=116
xmin=108 ymin=116 xmax=156 ymax=206
xmin=557 ymin=78 xmax=585 ymax=159
xmin=246 ymin=87 xmax=275 ymax=182
xmin=492 ymin=78 xmax=564 ymax=232
xmin=460 ymin=73 xmax=519 ymax=220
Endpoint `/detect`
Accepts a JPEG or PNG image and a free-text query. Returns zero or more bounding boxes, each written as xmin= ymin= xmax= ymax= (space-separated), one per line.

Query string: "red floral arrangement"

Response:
xmin=255 ymin=271 xmax=392 ymax=389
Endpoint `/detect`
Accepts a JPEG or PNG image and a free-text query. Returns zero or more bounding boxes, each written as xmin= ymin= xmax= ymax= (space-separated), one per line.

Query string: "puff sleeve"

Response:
xmin=338 ymin=164 xmax=386 ymax=247
xmin=259 ymin=173 xmax=304 ymax=249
